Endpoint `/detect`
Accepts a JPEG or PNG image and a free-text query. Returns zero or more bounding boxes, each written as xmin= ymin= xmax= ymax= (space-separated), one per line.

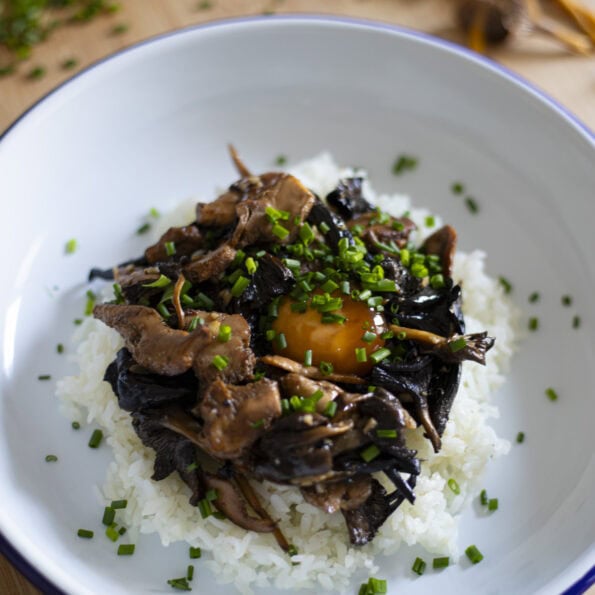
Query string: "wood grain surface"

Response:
xmin=1 ymin=1 xmax=593 ymax=593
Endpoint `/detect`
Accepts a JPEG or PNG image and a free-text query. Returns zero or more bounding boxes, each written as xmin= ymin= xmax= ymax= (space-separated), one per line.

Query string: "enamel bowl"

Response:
xmin=0 ymin=15 xmax=594 ymax=595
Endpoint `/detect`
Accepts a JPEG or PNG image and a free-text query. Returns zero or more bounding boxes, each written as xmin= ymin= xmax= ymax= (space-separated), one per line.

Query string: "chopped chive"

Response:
xmin=319 ymin=361 xmax=334 ymax=375
xmin=186 ymin=462 xmax=198 ymax=472
xmin=56 ymin=343 xmax=64 ymax=354
xmin=167 ymin=577 xmax=192 ymax=591
xmin=272 ymin=223 xmax=290 ymax=239
xmin=275 ymin=155 xmax=287 ymax=166
xmin=411 ymin=556 xmax=426 ymax=575
xmin=212 ymin=355 xmax=229 ymax=371
xmin=321 ymin=279 xmax=339 ymax=293
xmin=516 ymin=431 xmax=525 ymax=444
xmin=545 ymin=387 xmax=558 ymax=402
xmin=102 ymin=506 xmax=115 ymax=526
xmin=111 ymin=500 xmax=127 ymax=510
xmin=430 ymin=274 xmax=445 ymax=289
xmin=195 ymin=292 xmax=214 ymax=310
xmin=370 ymin=348 xmax=391 ymax=364
xmin=480 ymin=489 xmax=488 ymax=506
xmin=451 ymin=182 xmax=464 ymax=195
xmin=27 ymin=65 xmax=46 ymax=80
xmin=373 ymin=279 xmax=397 ymax=292
xmin=77 ymin=529 xmax=94 ymax=539
xmin=142 ymin=274 xmax=171 ymax=288
xmin=111 ymin=23 xmax=129 ymax=35
xmin=88 ymin=429 xmax=103 ymax=449
xmin=137 ymin=222 xmax=151 ymax=234
xmin=362 ymin=331 xmax=376 ymax=343
xmin=529 ymin=292 xmax=540 ymax=303
xmin=118 ymin=527 xmax=127 ymax=536
xmin=367 ymin=577 xmax=387 ymax=593
xmin=149 ymin=207 xmax=160 ymax=218
xmin=392 ymin=154 xmax=418 ymax=175
xmin=355 ymin=347 xmax=367 ymax=363
xmin=447 ymin=478 xmax=460 ymax=495
xmin=245 ymin=257 xmax=257 ymax=275
xmin=62 ymin=58 xmax=78 ymax=70
xmin=71 ymin=421 xmax=80 ymax=430
xmin=425 ymin=215 xmax=435 ymax=228
xmin=562 ymin=295 xmax=573 ymax=306
xmin=198 ymin=498 xmax=212 ymax=519
xmin=488 ymin=498 xmax=499 ymax=511
xmin=117 ymin=544 xmax=135 ymax=555
xmin=361 ymin=444 xmax=380 ymax=463
xmin=528 ymin=317 xmax=539 ymax=331
xmin=157 ymin=303 xmax=170 ymax=318
xmin=113 ymin=283 xmax=125 ymax=303
xmin=287 ymin=544 xmax=299 ymax=556
xmin=323 ymin=401 xmax=337 ymax=418
xmin=217 ymin=324 xmax=232 ymax=343
xmin=376 ymin=429 xmax=397 ymax=439
xmin=230 ymin=276 xmax=250 ymax=297
xmin=573 ymin=315 xmax=581 ymax=329
xmin=304 ymin=349 xmax=313 ymax=367
xmin=164 ymin=241 xmax=176 ymax=256
xmin=465 ymin=197 xmax=479 ymax=214
xmin=187 ymin=564 xmax=194 ymax=581
xmin=433 ymin=556 xmax=450 ymax=569
xmin=45 ymin=454 xmax=58 ymax=462
xmin=205 ymin=489 xmax=218 ymax=502
xmin=187 ymin=317 xmax=201 ymax=332
xmin=105 ymin=524 xmax=119 ymax=542
xmin=265 ymin=329 xmax=276 ymax=341
xmin=449 ymin=337 xmax=467 ymax=353
xmin=250 ymin=419 xmax=264 ymax=429
xmin=498 ymin=276 xmax=512 ymax=294
xmin=465 ymin=545 xmax=484 ymax=564
xmin=275 ymin=332 xmax=287 ymax=350
xmin=189 ymin=546 xmax=201 ymax=559
xmin=65 ymin=238 xmax=77 ymax=254
xmin=38 ymin=374 xmax=51 ymax=381
xmin=319 ymin=221 xmax=330 ymax=234
xmin=196 ymin=0 xmax=212 ymax=9
xmin=299 ymin=222 xmax=314 ymax=245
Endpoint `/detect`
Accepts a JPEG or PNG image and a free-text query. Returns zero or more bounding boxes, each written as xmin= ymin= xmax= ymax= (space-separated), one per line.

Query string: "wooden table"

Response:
xmin=1 ymin=1 xmax=593 ymax=593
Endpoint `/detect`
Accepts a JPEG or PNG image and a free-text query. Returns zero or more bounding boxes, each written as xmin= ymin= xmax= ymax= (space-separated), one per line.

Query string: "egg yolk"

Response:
xmin=271 ymin=294 xmax=386 ymax=376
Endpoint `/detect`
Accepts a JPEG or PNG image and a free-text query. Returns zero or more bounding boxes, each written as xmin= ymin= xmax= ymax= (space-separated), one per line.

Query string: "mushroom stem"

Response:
xmin=554 ymin=0 xmax=595 ymax=42
xmin=390 ymin=325 xmax=446 ymax=347
xmin=173 ymin=273 xmax=186 ymax=330
xmin=228 ymin=144 xmax=252 ymax=178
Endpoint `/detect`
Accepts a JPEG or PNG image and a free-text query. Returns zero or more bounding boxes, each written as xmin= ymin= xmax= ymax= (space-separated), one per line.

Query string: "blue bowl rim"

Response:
xmin=0 ymin=12 xmax=593 ymax=595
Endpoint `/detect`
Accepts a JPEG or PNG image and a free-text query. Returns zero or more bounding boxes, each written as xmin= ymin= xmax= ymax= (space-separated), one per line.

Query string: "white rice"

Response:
xmin=57 ymin=153 xmax=519 ymax=593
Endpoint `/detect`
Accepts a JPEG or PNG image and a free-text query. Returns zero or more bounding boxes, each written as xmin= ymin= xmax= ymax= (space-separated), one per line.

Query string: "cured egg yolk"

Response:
xmin=271 ymin=295 xmax=386 ymax=376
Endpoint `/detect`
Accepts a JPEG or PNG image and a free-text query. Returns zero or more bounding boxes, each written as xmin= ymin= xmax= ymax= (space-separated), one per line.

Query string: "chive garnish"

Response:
xmin=480 ymin=489 xmax=488 ymax=506
xmin=465 ymin=197 xmax=479 ymax=214
xmin=217 ymin=324 xmax=232 ymax=343
xmin=447 ymin=478 xmax=460 ymax=495
xmin=196 ymin=0 xmax=212 ymax=9
xmin=562 ymin=295 xmax=573 ymax=306
xmin=272 ymin=223 xmax=289 ymax=239
xmin=62 ymin=58 xmax=78 ymax=70
xmin=45 ymin=454 xmax=58 ymax=462
xmin=102 ymin=507 xmax=115 ymax=526
xmin=245 ymin=257 xmax=257 ymax=275
xmin=433 ymin=557 xmax=450 ymax=569
xmin=449 ymin=337 xmax=467 ymax=353
xmin=376 ymin=429 xmax=397 ymax=439
xmin=167 ymin=577 xmax=192 ymax=591
xmin=319 ymin=361 xmax=333 ymax=375
xmin=498 ymin=276 xmax=513 ymax=294
xmin=516 ymin=431 xmax=525 ymax=444
xmin=38 ymin=374 xmax=51 ymax=381
xmin=275 ymin=332 xmax=287 ymax=350
xmin=187 ymin=317 xmax=200 ymax=332
xmin=465 ymin=545 xmax=484 ymax=564
xmin=370 ymin=348 xmax=390 ymax=364
xmin=359 ymin=577 xmax=388 ymax=594
xmin=88 ymin=429 xmax=103 ymax=448
xmin=65 ymin=238 xmax=77 ymax=254
xmin=545 ymin=387 xmax=558 ymax=402
xmin=360 ymin=444 xmax=380 ymax=463
xmin=425 ymin=215 xmax=435 ymax=228
xmin=186 ymin=462 xmax=198 ymax=472
xmin=111 ymin=500 xmax=127 ymax=510
xmin=318 ymin=221 xmax=330 ymax=234
xmin=529 ymin=292 xmax=540 ymax=303
xmin=355 ymin=347 xmax=368 ymax=363
xmin=56 ymin=343 xmax=64 ymax=354
xmin=488 ymin=498 xmax=499 ymax=511
xmin=230 ymin=276 xmax=250 ymax=297
xmin=105 ymin=524 xmax=119 ymax=542
xmin=71 ymin=421 xmax=80 ymax=430
xmin=411 ymin=557 xmax=426 ymax=575
xmin=143 ymin=274 xmax=171 ymax=288
xmin=111 ymin=23 xmax=128 ymax=35
xmin=528 ymin=317 xmax=539 ymax=331
xmin=157 ymin=303 xmax=170 ymax=318
xmin=392 ymin=154 xmax=418 ymax=175
xmin=212 ymin=355 xmax=229 ymax=371
xmin=118 ymin=527 xmax=127 ymax=536
xmin=77 ymin=529 xmax=93 ymax=539
xmin=187 ymin=565 xmax=194 ymax=581
xmin=198 ymin=498 xmax=212 ymax=519
xmin=323 ymin=401 xmax=337 ymax=418
xmin=451 ymin=182 xmax=464 ymax=195
xmin=304 ymin=349 xmax=313 ymax=367
xmin=137 ymin=222 xmax=151 ymax=235
xmin=189 ymin=546 xmax=202 ymax=559
xmin=275 ymin=155 xmax=287 ymax=166
xmin=573 ymin=315 xmax=581 ymax=329
xmin=250 ymin=419 xmax=264 ymax=429
xmin=117 ymin=544 xmax=135 ymax=555
xmin=27 ymin=65 xmax=46 ymax=80
xmin=164 ymin=241 xmax=176 ymax=256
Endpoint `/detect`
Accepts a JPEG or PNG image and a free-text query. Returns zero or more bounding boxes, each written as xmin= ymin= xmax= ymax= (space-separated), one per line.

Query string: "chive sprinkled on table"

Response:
xmin=392 ymin=154 xmax=418 ymax=175
xmin=433 ymin=556 xmax=450 ymax=569
xmin=88 ymin=428 xmax=104 ymax=448
xmin=545 ymin=387 xmax=559 ymax=402
xmin=465 ymin=196 xmax=479 ymax=214
xmin=528 ymin=292 xmax=540 ymax=303
xmin=65 ymin=238 xmax=78 ymax=254
xmin=528 ymin=317 xmax=539 ymax=331
xmin=77 ymin=529 xmax=94 ymax=539
xmin=498 ymin=276 xmax=513 ymax=294
xmin=465 ymin=545 xmax=484 ymax=564
xmin=117 ymin=544 xmax=135 ymax=555
xmin=516 ymin=431 xmax=525 ymax=443
xmin=412 ymin=556 xmax=427 ymax=575
xmin=45 ymin=454 xmax=58 ymax=462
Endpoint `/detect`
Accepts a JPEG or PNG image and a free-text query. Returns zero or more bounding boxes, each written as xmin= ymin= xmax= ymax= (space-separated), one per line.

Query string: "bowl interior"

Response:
xmin=0 ymin=16 xmax=594 ymax=595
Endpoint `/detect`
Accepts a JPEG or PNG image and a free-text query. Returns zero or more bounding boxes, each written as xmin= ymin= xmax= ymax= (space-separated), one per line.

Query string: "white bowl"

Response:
xmin=0 ymin=15 xmax=594 ymax=595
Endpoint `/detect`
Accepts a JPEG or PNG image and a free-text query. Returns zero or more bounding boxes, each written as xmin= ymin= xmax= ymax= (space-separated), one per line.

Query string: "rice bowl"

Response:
xmin=56 ymin=153 xmax=518 ymax=593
